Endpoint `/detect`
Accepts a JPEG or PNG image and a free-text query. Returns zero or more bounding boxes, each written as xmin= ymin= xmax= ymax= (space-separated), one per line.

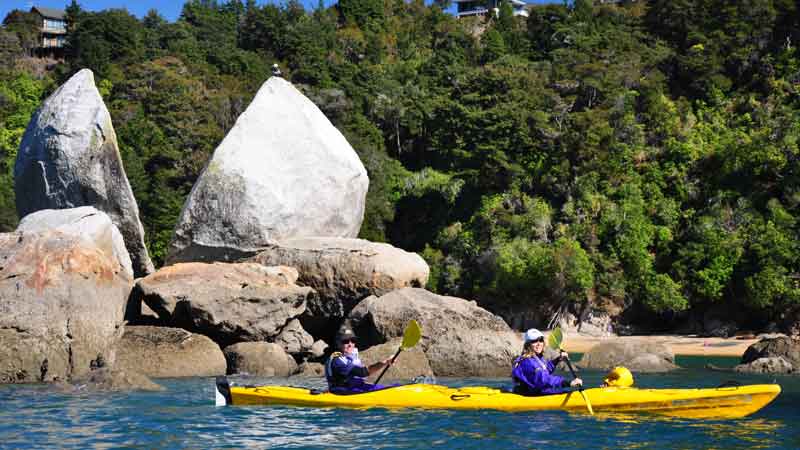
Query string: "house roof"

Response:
xmin=31 ymin=6 xmax=66 ymax=20
xmin=453 ymin=0 xmax=526 ymax=5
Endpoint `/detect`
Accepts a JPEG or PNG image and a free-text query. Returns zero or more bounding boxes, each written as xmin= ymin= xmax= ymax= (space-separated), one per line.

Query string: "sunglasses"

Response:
xmin=340 ymin=338 xmax=357 ymax=344
xmin=531 ymin=337 xmax=545 ymax=343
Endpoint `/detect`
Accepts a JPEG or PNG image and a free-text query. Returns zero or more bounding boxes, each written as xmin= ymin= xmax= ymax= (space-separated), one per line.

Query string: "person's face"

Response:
xmin=339 ymin=338 xmax=357 ymax=354
xmin=531 ymin=337 xmax=545 ymax=353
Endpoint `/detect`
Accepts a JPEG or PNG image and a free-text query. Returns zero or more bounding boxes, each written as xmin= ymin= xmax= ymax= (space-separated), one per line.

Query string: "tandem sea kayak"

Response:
xmin=214 ymin=377 xmax=781 ymax=419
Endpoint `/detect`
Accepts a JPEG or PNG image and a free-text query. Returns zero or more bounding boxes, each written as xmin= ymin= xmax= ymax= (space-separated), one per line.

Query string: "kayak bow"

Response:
xmin=215 ymin=377 xmax=780 ymax=419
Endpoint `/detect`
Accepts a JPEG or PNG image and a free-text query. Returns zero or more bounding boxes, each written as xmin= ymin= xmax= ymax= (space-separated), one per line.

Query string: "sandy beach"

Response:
xmin=560 ymin=333 xmax=758 ymax=358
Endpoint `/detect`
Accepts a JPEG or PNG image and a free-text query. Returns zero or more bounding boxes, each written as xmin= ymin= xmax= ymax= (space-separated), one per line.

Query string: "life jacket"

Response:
xmin=325 ymin=350 xmax=364 ymax=389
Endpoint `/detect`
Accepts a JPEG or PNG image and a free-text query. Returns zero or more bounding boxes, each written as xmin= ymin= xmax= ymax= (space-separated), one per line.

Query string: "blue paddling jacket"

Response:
xmin=511 ymin=354 xmax=570 ymax=396
xmin=325 ymin=350 xmax=384 ymax=394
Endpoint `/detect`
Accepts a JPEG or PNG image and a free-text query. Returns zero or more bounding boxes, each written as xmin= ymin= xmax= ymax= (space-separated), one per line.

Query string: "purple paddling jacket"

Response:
xmin=511 ymin=354 xmax=570 ymax=396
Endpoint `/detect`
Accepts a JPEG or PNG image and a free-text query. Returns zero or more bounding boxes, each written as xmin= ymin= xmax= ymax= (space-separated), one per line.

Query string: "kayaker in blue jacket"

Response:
xmin=511 ymin=328 xmax=582 ymax=396
xmin=325 ymin=327 xmax=393 ymax=394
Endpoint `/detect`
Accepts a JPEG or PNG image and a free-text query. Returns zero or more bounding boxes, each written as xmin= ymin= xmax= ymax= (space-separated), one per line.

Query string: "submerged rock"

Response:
xmin=167 ymin=77 xmax=368 ymax=265
xmin=14 ymin=68 xmax=153 ymax=277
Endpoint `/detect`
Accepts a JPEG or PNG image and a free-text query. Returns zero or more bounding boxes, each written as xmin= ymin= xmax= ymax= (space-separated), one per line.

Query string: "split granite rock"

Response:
xmin=14 ymin=68 xmax=153 ymax=277
xmin=0 ymin=230 xmax=132 ymax=384
xmin=347 ymin=288 xmax=521 ymax=377
xmin=167 ymin=76 xmax=369 ymax=265
xmin=126 ymin=262 xmax=313 ymax=348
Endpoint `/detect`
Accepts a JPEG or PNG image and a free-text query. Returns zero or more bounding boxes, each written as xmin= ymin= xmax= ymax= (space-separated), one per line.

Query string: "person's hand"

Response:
xmin=570 ymin=378 xmax=583 ymax=388
xmin=559 ymin=350 xmax=569 ymax=360
xmin=382 ymin=358 xmax=393 ymax=367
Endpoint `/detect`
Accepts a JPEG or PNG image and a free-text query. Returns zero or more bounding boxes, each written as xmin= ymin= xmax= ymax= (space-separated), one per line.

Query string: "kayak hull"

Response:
xmin=223 ymin=382 xmax=781 ymax=419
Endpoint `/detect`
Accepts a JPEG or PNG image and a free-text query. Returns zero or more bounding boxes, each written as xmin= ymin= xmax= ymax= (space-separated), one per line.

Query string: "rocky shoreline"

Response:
xmin=4 ymin=69 xmax=798 ymax=391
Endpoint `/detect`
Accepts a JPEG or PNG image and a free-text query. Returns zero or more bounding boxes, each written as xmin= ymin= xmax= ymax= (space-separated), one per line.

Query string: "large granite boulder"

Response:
xmin=347 ymin=288 xmax=519 ymax=376
xmin=14 ymin=68 xmax=153 ymax=277
xmin=223 ymin=342 xmax=297 ymax=376
xmin=734 ymin=336 xmax=800 ymax=374
xmin=577 ymin=341 xmax=678 ymax=372
xmin=250 ymin=237 xmax=429 ymax=335
xmin=0 ymin=230 xmax=132 ymax=384
xmin=359 ymin=338 xmax=433 ymax=382
xmin=166 ymin=77 xmax=369 ymax=265
xmin=17 ymin=207 xmax=133 ymax=280
xmin=114 ymin=326 xmax=226 ymax=378
xmin=125 ymin=262 xmax=313 ymax=347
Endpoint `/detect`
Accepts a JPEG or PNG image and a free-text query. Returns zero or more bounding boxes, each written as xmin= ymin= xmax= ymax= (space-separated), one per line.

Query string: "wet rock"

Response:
xmin=14 ymin=68 xmax=153 ymax=277
xmin=76 ymin=367 xmax=164 ymax=391
xmin=115 ymin=326 xmax=226 ymax=378
xmin=167 ymin=77 xmax=368 ymax=265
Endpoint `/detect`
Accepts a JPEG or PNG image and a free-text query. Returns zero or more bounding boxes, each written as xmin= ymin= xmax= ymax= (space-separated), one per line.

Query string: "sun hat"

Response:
xmin=523 ymin=328 xmax=545 ymax=343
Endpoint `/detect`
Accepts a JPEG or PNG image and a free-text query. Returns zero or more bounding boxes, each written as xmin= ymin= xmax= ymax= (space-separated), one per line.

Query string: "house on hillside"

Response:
xmin=31 ymin=6 xmax=66 ymax=56
xmin=455 ymin=0 xmax=529 ymax=18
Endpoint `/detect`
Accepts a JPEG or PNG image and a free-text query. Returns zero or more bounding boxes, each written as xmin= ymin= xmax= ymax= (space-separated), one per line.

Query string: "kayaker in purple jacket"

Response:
xmin=511 ymin=328 xmax=582 ymax=396
xmin=325 ymin=327 xmax=393 ymax=394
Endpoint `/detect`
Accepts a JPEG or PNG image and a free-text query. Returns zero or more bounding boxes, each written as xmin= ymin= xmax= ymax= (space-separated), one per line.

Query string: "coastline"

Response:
xmin=560 ymin=333 xmax=757 ymax=358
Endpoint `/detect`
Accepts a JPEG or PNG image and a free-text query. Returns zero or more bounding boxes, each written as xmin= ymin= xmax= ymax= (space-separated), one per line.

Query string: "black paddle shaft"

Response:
xmin=562 ymin=353 xmax=584 ymax=391
xmin=374 ymin=347 xmax=402 ymax=385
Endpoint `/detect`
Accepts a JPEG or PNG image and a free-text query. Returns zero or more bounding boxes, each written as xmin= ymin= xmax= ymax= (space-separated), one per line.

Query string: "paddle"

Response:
xmin=374 ymin=319 xmax=422 ymax=385
xmin=548 ymin=326 xmax=594 ymax=415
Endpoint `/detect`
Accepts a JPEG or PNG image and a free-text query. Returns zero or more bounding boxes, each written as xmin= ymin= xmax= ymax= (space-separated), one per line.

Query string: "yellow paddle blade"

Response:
xmin=401 ymin=320 xmax=422 ymax=350
xmin=547 ymin=326 xmax=563 ymax=350
xmin=580 ymin=391 xmax=595 ymax=415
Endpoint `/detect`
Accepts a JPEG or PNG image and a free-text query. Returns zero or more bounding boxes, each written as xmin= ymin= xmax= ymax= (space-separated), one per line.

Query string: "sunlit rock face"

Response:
xmin=167 ymin=77 xmax=369 ymax=265
xmin=14 ymin=68 xmax=153 ymax=277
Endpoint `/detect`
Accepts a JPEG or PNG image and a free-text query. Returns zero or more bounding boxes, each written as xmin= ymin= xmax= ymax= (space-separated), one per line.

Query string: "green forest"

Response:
xmin=2 ymin=0 xmax=800 ymax=334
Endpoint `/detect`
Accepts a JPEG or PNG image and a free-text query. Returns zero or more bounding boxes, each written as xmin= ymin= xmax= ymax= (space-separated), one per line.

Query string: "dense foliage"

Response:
xmin=3 ymin=0 xmax=800 ymax=331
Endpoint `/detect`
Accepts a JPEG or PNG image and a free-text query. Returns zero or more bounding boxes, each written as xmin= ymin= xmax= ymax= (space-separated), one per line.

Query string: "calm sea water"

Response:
xmin=1 ymin=357 xmax=798 ymax=449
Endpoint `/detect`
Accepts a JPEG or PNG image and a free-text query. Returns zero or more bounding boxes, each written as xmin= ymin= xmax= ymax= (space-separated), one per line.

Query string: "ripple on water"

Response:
xmin=1 ymin=369 xmax=799 ymax=449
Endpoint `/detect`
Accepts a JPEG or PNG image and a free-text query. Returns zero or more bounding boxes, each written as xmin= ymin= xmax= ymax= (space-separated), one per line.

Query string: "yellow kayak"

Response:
xmin=215 ymin=378 xmax=780 ymax=419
